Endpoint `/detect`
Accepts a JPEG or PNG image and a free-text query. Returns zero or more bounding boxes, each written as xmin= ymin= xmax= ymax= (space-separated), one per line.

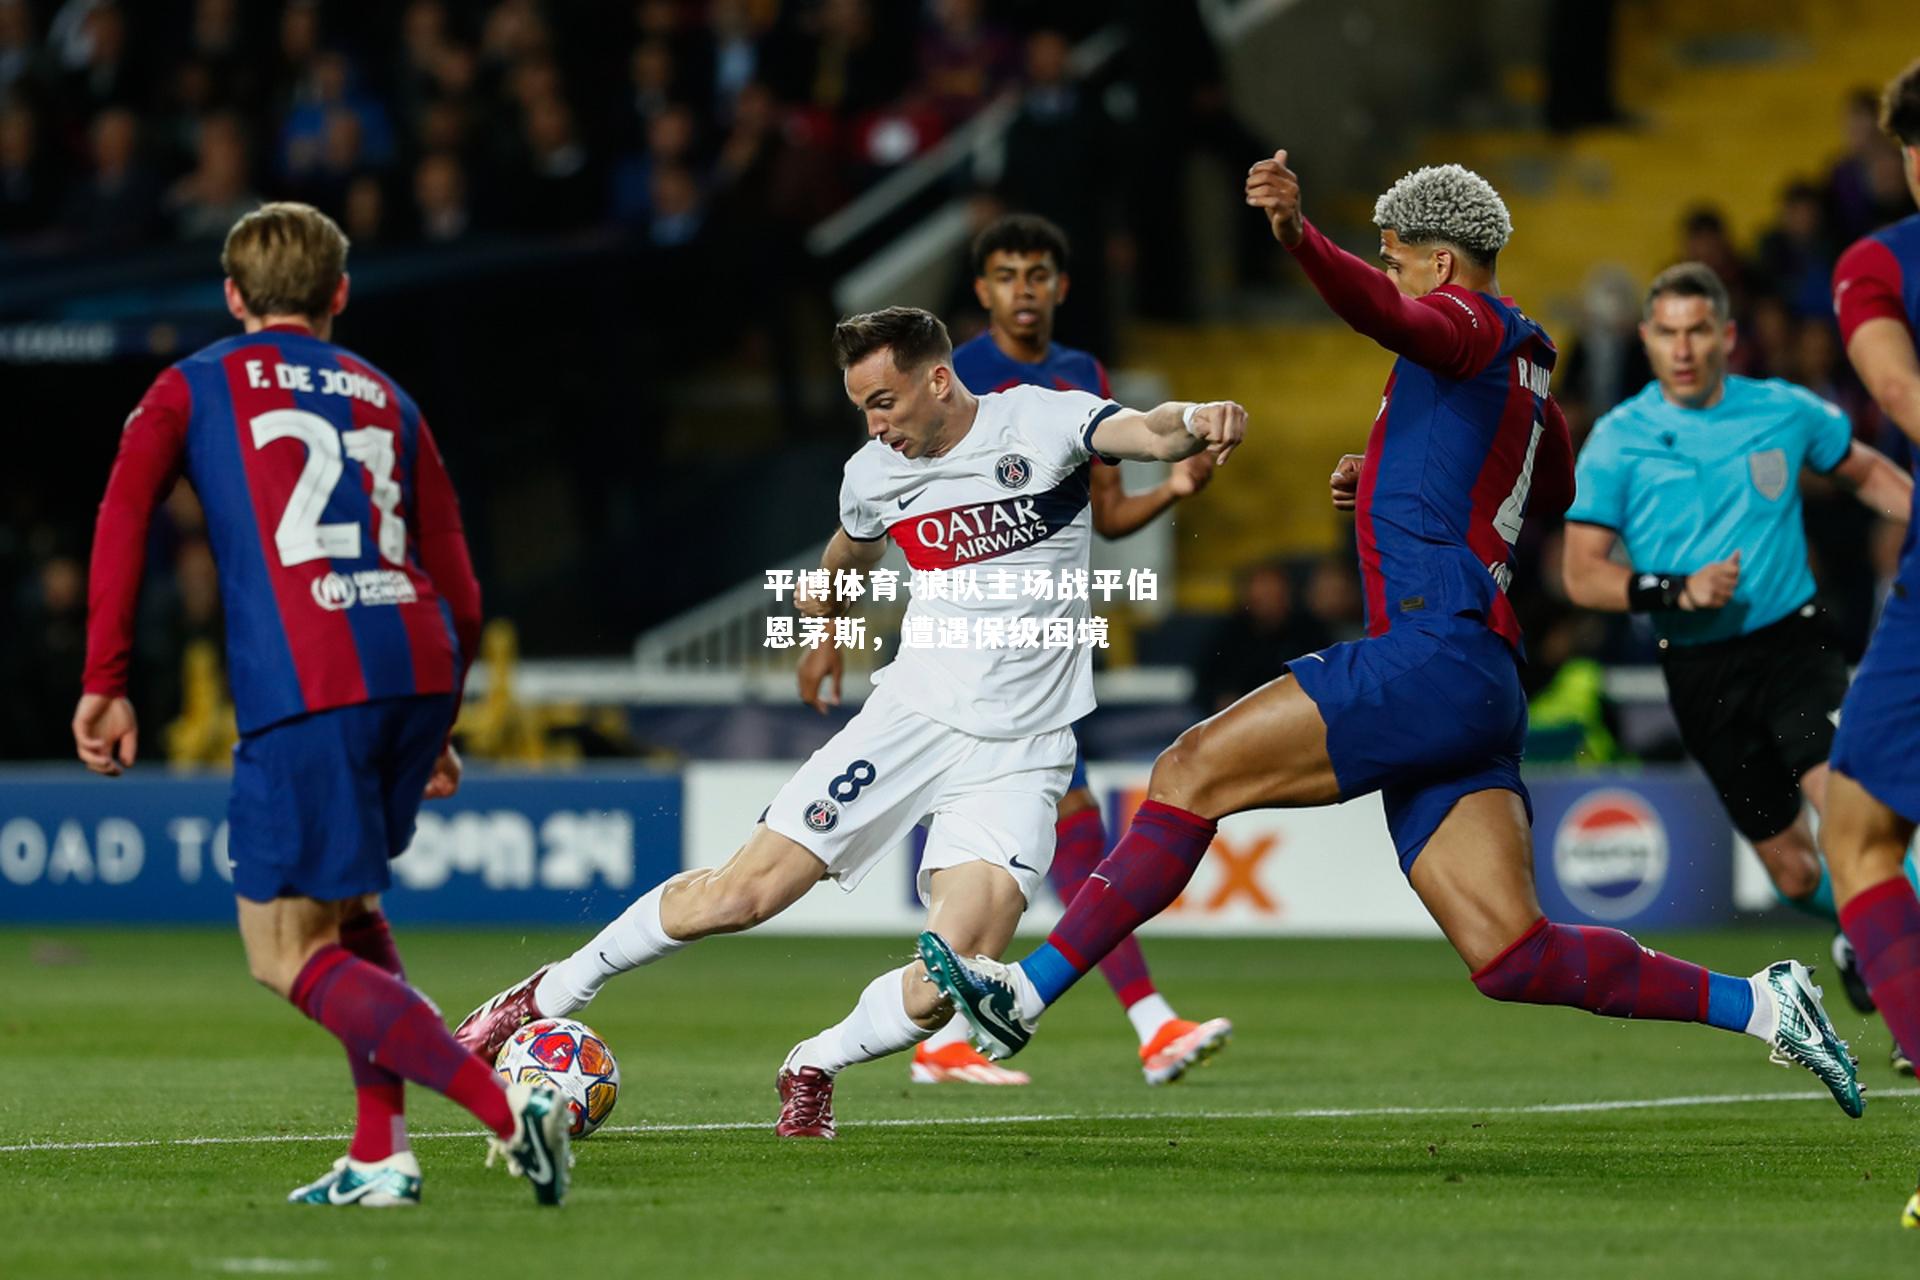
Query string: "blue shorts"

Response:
xmin=1069 ymin=725 xmax=1088 ymax=792
xmin=1832 ymin=589 xmax=1920 ymax=823
xmin=1287 ymin=616 xmax=1530 ymax=874
xmin=228 ymin=693 xmax=454 ymax=904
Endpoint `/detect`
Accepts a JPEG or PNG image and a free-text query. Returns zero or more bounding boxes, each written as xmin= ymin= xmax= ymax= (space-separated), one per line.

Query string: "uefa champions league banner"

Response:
xmin=0 ymin=767 xmax=680 ymax=925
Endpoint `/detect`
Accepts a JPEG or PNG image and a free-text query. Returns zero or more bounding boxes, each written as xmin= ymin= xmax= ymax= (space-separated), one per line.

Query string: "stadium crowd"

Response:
xmin=0 ymin=1 xmax=1913 ymax=766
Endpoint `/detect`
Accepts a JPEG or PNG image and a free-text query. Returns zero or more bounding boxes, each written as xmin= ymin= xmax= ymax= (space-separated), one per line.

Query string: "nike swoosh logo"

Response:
xmin=1009 ymin=855 xmax=1036 ymax=873
xmin=328 ymin=1178 xmax=377 ymax=1205
xmin=976 ymin=994 xmax=1022 ymax=1041
xmin=897 ymin=487 xmax=929 ymax=509
xmin=1305 ymin=653 xmax=1326 ymax=663
xmin=523 ymin=1122 xmax=554 ymax=1185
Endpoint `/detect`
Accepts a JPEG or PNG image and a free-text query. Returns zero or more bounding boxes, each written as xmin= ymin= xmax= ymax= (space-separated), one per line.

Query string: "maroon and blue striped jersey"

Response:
xmin=1834 ymin=210 xmax=1920 ymax=589
xmin=85 ymin=325 xmax=482 ymax=735
xmin=1286 ymin=219 xmax=1574 ymax=655
xmin=952 ymin=332 xmax=1111 ymax=399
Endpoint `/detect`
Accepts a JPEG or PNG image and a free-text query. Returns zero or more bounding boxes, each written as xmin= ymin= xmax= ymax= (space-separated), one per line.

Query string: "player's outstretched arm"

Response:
xmin=1089 ymin=451 xmax=1216 ymax=538
xmin=1090 ymin=401 xmax=1245 ymax=466
xmin=1246 ymin=149 xmax=1494 ymax=379
xmin=1846 ymin=318 xmax=1920 ymax=453
xmin=1828 ymin=437 xmax=1914 ymax=521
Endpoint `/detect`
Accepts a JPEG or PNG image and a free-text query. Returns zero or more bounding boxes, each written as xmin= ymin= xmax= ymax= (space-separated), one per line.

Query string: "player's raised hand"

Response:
xmin=1186 ymin=401 xmax=1247 ymax=465
xmin=72 ymin=693 xmax=137 ymax=776
xmin=797 ymin=641 xmax=843 ymax=714
xmin=1330 ymin=453 xmax=1364 ymax=511
xmin=423 ymin=743 xmax=463 ymax=798
xmin=1681 ymin=549 xmax=1741 ymax=610
xmin=1245 ymin=149 xmax=1304 ymax=248
xmin=1168 ymin=449 xmax=1217 ymax=497
xmin=795 ymin=579 xmax=835 ymax=618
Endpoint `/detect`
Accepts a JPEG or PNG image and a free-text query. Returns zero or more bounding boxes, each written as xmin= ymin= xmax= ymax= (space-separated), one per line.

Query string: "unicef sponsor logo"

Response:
xmin=995 ymin=453 xmax=1032 ymax=490
xmin=1552 ymin=789 xmax=1669 ymax=922
xmin=311 ymin=571 xmax=357 ymax=610
xmin=309 ymin=569 xmax=418 ymax=611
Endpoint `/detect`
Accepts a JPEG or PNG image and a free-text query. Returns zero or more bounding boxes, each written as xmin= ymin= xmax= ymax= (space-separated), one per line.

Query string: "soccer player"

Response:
xmin=907 ymin=212 xmax=1230 ymax=1087
xmin=917 ymin=153 xmax=1864 ymax=1121
xmin=1562 ymin=262 xmax=1912 ymax=1069
xmin=1823 ymin=57 xmax=1920 ymax=1226
xmin=72 ymin=203 xmax=570 ymax=1207
xmin=453 ymin=307 xmax=1247 ymax=1138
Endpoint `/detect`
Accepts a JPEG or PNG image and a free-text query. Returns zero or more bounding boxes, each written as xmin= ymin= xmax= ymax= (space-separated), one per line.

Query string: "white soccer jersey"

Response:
xmin=839 ymin=383 xmax=1121 ymax=739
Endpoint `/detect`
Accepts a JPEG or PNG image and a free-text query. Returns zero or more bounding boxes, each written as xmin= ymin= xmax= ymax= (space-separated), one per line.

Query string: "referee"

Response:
xmin=1562 ymin=262 xmax=1912 ymax=1060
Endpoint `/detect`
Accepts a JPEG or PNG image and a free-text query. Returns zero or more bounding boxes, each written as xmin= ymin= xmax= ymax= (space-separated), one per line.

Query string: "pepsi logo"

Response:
xmin=1552 ymin=789 xmax=1669 ymax=922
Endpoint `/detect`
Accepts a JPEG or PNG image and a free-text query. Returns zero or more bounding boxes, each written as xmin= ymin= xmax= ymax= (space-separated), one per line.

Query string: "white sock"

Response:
xmin=785 ymin=965 xmax=935 ymax=1076
xmin=537 ymin=884 xmax=686 ymax=1016
xmin=1744 ymin=974 xmax=1777 ymax=1040
xmin=1125 ymin=992 xmax=1179 ymax=1045
xmin=920 ymin=1015 xmax=970 ymax=1052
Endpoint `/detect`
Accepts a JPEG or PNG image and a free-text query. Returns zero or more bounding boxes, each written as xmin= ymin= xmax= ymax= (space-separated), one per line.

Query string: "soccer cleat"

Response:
xmin=1903 ymin=1183 xmax=1920 ymax=1229
xmin=1757 ymin=960 xmax=1864 ymax=1118
xmin=1895 ymin=1043 xmax=1915 ymax=1077
xmin=916 ymin=931 xmax=1036 ymax=1060
xmin=452 ymin=964 xmax=552 ymax=1063
xmin=775 ymin=1066 xmax=837 ymax=1138
xmin=287 ymin=1152 xmax=422 ymax=1207
xmin=1139 ymin=1016 xmax=1234 ymax=1086
xmin=1832 ymin=932 xmax=1876 ymax=1014
xmin=484 ymin=1082 xmax=571 ymax=1205
xmin=910 ymin=1040 xmax=1031 ymax=1085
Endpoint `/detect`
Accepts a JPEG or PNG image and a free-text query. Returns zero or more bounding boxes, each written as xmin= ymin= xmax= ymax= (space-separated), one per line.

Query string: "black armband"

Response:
xmin=1626 ymin=572 xmax=1686 ymax=612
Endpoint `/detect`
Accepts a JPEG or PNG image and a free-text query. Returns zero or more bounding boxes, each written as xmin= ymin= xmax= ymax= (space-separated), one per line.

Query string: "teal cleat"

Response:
xmin=288 ymin=1152 xmax=422 ymax=1207
xmin=1759 ymin=959 xmax=1864 ymax=1118
xmin=485 ymin=1082 xmax=571 ymax=1206
xmin=916 ymin=931 xmax=1037 ymax=1061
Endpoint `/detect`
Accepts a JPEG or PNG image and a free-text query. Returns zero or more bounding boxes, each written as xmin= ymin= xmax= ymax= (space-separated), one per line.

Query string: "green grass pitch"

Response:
xmin=3 ymin=926 xmax=1917 ymax=1277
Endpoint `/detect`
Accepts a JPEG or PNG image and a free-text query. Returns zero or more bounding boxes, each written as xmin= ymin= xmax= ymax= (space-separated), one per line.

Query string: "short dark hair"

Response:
xmin=832 ymin=306 xmax=953 ymax=372
xmin=970 ymin=213 xmax=1070 ymax=277
xmin=1882 ymin=57 xmax=1920 ymax=147
xmin=1644 ymin=261 xmax=1731 ymax=322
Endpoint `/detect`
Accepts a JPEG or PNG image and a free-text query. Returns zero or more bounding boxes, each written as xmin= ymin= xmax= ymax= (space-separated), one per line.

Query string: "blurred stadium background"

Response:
xmin=2 ymin=0 xmax=1914 ymax=936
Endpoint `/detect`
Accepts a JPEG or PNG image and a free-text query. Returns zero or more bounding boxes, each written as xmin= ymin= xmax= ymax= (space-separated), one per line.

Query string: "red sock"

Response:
xmin=1048 ymin=809 xmax=1159 ymax=1008
xmin=1839 ymin=876 xmax=1920 ymax=1064
xmin=339 ymin=912 xmax=409 ymax=1161
xmin=1047 ymin=800 xmax=1216 ymax=976
xmin=1471 ymin=918 xmax=1710 ymax=1021
xmin=291 ymin=945 xmax=515 ymax=1141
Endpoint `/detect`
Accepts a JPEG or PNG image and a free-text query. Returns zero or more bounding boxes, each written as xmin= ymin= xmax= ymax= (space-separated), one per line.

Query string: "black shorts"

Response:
xmin=1660 ymin=601 xmax=1848 ymax=843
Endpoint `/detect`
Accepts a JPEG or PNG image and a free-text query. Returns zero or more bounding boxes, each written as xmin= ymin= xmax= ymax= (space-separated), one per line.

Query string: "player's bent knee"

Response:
xmin=1146 ymin=728 xmax=1214 ymax=811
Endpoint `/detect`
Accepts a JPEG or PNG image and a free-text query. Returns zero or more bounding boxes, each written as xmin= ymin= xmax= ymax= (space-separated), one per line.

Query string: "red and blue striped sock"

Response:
xmin=1471 ymin=917 xmax=1754 ymax=1032
xmin=1021 ymin=800 xmax=1216 ymax=1007
xmin=338 ymin=913 xmax=409 ymax=1162
xmin=1047 ymin=808 xmax=1161 ymax=1010
xmin=291 ymin=944 xmax=515 ymax=1141
xmin=1839 ymin=875 xmax=1920 ymax=1064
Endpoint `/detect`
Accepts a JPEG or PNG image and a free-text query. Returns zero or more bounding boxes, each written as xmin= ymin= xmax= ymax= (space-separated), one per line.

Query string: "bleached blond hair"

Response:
xmin=1372 ymin=164 xmax=1512 ymax=264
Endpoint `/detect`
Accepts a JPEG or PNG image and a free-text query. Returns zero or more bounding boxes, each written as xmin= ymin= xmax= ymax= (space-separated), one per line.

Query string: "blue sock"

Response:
xmin=1777 ymin=864 xmax=1837 ymax=923
xmin=1019 ymin=943 xmax=1080 ymax=1007
xmin=1705 ymin=971 xmax=1755 ymax=1033
xmin=1905 ymin=847 xmax=1920 ymax=900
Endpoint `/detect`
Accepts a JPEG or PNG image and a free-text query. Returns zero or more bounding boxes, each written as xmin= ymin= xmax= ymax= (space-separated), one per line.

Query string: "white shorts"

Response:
xmin=763 ymin=682 xmax=1075 ymax=906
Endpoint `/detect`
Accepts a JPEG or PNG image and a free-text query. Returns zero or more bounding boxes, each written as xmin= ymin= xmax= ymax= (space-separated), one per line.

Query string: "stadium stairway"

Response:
xmin=1133 ymin=0 xmax=1912 ymax=610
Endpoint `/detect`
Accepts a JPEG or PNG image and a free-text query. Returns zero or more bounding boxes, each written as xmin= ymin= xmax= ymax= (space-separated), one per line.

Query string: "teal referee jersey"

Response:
xmin=1568 ymin=376 xmax=1852 ymax=646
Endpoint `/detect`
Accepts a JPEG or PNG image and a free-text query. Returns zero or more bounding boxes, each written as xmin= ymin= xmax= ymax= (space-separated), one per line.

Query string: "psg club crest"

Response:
xmin=804 ymin=798 xmax=839 ymax=832
xmin=995 ymin=453 xmax=1033 ymax=490
xmin=1748 ymin=448 xmax=1788 ymax=501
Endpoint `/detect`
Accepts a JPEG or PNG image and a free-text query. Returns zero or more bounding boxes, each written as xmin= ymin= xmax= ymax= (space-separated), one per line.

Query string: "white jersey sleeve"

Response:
xmin=838 ymin=465 xmax=888 ymax=542
xmin=1000 ymin=384 xmax=1123 ymax=467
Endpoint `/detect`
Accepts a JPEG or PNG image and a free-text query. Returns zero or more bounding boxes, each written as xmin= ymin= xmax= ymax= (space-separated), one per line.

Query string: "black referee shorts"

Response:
xmin=1660 ymin=601 xmax=1848 ymax=844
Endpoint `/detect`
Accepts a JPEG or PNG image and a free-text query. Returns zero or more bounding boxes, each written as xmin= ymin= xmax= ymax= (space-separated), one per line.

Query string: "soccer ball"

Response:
xmin=493 ymin=1017 xmax=621 ymax=1139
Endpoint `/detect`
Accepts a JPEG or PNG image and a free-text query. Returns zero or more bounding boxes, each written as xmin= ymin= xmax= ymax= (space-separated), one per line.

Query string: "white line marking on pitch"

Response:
xmin=5 ymin=1086 xmax=1913 ymax=1155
